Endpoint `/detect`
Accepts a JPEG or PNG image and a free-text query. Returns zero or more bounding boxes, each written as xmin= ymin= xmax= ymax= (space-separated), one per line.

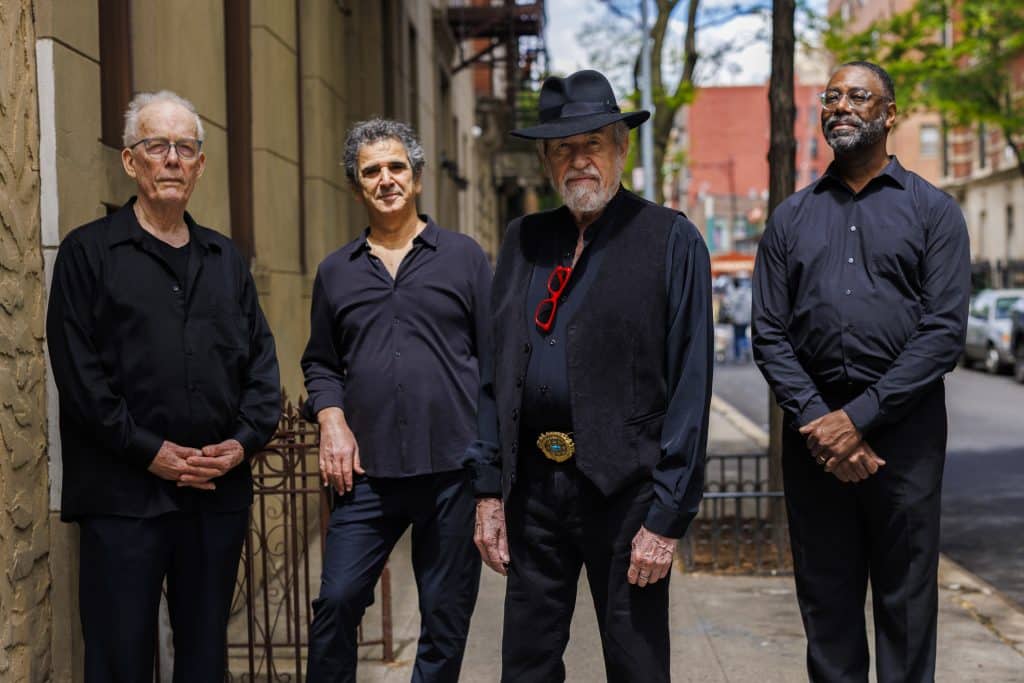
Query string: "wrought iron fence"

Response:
xmin=224 ymin=395 xmax=393 ymax=682
xmin=681 ymin=451 xmax=791 ymax=575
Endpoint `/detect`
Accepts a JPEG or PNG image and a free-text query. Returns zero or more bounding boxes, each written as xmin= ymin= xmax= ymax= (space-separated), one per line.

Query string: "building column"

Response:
xmin=1 ymin=2 xmax=54 ymax=680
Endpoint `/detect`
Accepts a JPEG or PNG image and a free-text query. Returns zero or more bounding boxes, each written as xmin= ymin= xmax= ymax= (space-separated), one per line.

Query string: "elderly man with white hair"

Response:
xmin=46 ymin=90 xmax=281 ymax=682
xmin=465 ymin=69 xmax=714 ymax=681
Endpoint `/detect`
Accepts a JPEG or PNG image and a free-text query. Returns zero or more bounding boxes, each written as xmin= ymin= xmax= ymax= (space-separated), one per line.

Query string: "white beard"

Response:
xmin=558 ymin=157 xmax=624 ymax=216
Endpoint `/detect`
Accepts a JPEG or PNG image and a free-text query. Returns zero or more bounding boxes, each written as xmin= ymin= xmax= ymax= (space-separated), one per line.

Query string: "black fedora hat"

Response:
xmin=510 ymin=69 xmax=650 ymax=140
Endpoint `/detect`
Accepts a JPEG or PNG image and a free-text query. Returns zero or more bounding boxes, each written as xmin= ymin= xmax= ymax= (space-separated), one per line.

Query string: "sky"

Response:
xmin=544 ymin=0 xmax=828 ymax=98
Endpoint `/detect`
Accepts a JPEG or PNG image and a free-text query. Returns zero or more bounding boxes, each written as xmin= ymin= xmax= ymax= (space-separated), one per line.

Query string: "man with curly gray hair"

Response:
xmin=302 ymin=118 xmax=491 ymax=682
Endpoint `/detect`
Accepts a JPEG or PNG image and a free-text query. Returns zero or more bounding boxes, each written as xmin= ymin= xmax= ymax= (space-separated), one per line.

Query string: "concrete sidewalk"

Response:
xmin=353 ymin=397 xmax=1024 ymax=682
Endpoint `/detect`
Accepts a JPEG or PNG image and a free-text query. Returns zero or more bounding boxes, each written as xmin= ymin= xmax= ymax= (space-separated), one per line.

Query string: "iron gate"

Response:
xmin=225 ymin=395 xmax=393 ymax=681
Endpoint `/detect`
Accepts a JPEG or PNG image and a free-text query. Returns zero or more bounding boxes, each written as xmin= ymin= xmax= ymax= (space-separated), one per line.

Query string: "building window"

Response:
xmin=919 ymin=124 xmax=939 ymax=157
xmin=810 ymin=168 xmax=819 ymax=181
xmin=408 ymin=23 xmax=419 ymax=133
xmin=1008 ymin=204 xmax=1015 ymax=263
xmin=809 ymin=137 xmax=819 ymax=159
xmin=942 ymin=122 xmax=950 ymax=177
xmin=224 ymin=0 xmax=254 ymax=264
xmin=978 ymin=123 xmax=987 ymax=169
xmin=98 ymin=0 xmax=133 ymax=148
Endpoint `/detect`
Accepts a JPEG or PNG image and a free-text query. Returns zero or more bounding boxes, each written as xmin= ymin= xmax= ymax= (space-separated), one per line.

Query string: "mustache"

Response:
xmin=826 ymin=115 xmax=863 ymax=131
xmin=563 ymin=167 xmax=601 ymax=183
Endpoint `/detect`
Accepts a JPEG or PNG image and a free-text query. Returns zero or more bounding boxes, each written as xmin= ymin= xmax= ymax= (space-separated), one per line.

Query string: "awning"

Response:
xmin=710 ymin=251 xmax=756 ymax=278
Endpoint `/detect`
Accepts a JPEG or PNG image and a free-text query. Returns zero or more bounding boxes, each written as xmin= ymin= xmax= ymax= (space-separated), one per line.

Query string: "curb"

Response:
xmin=939 ymin=554 xmax=1024 ymax=657
xmin=709 ymin=394 xmax=769 ymax=450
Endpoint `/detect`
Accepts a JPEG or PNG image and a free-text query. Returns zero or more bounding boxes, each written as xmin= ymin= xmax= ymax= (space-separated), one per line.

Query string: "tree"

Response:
xmin=577 ymin=0 xmax=772 ymax=203
xmin=825 ymin=0 xmax=1024 ymax=178
xmin=767 ymin=0 xmax=796 ymax=555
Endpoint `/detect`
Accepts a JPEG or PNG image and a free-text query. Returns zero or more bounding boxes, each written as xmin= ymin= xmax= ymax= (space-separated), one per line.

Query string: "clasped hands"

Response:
xmin=799 ymin=409 xmax=885 ymax=483
xmin=147 ymin=438 xmax=245 ymax=490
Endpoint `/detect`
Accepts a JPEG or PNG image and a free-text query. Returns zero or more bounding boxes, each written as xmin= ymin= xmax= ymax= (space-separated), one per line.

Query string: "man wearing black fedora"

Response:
xmin=465 ymin=69 xmax=714 ymax=681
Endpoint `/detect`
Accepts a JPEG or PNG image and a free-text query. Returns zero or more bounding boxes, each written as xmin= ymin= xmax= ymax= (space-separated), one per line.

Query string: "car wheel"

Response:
xmin=984 ymin=345 xmax=1002 ymax=375
xmin=1015 ymin=353 xmax=1024 ymax=384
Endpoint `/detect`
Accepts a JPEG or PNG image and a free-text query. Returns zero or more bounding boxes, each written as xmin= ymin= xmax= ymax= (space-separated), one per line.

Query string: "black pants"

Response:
xmin=784 ymin=383 xmax=947 ymax=683
xmin=306 ymin=470 xmax=481 ymax=683
xmin=78 ymin=508 xmax=249 ymax=683
xmin=502 ymin=454 xmax=670 ymax=683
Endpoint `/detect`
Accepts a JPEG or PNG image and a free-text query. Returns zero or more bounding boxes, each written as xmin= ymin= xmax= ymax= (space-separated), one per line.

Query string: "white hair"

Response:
xmin=122 ymin=90 xmax=205 ymax=147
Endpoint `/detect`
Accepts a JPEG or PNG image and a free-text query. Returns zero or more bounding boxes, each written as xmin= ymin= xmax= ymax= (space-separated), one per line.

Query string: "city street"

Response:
xmin=712 ymin=339 xmax=1024 ymax=608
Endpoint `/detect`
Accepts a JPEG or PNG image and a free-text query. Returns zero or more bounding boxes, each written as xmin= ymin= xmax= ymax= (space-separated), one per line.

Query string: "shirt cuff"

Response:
xmin=231 ymin=422 xmax=266 ymax=456
xmin=644 ymin=500 xmax=696 ymax=539
xmin=796 ymin=396 xmax=830 ymax=428
xmin=463 ymin=440 xmax=502 ymax=497
xmin=128 ymin=427 xmax=165 ymax=469
xmin=843 ymin=389 xmax=881 ymax=435
xmin=302 ymin=390 xmax=345 ymax=423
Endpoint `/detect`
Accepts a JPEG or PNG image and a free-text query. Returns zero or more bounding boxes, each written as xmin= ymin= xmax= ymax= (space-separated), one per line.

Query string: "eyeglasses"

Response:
xmin=129 ymin=137 xmax=203 ymax=160
xmin=818 ymin=89 xmax=887 ymax=111
xmin=534 ymin=265 xmax=573 ymax=332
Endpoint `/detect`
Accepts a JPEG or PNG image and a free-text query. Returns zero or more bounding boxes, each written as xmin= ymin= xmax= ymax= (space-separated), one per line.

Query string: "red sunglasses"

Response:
xmin=535 ymin=265 xmax=573 ymax=332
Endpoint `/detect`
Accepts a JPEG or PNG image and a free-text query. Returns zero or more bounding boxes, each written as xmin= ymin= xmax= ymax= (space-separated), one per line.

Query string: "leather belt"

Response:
xmin=536 ymin=431 xmax=575 ymax=463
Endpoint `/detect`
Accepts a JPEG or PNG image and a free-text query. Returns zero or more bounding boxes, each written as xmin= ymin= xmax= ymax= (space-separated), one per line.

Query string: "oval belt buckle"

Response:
xmin=536 ymin=431 xmax=575 ymax=463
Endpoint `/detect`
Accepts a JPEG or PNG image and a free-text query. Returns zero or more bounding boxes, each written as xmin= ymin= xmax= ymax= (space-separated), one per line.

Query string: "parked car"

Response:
xmin=963 ymin=288 xmax=1024 ymax=374
xmin=1010 ymin=299 xmax=1024 ymax=383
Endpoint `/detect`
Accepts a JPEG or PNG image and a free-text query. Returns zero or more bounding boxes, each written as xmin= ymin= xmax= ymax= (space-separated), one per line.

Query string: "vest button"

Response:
xmin=511 ymin=409 xmax=519 ymax=421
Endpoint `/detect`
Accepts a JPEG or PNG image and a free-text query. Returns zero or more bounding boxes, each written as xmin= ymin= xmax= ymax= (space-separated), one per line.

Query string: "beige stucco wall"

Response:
xmin=955 ymin=173 xmax=1024 ymax=266
xmin=0 ymin=2 xmax=53 ymax=681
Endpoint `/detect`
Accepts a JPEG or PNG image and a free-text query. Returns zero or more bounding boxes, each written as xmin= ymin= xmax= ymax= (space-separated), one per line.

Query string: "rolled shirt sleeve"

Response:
xmin=300 ymin=270 xmax=347 ymax=422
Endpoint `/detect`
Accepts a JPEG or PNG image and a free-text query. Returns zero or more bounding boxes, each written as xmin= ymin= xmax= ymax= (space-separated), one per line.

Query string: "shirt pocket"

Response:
xmin=868 ymin=221 xmax=925 ymax=288
xmin=191 ymin=307 xmax=250 ymax=351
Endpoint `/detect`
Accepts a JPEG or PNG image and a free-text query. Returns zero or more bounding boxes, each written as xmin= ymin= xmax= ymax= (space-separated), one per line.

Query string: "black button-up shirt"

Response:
xmin=468 ymin=191 xmax=714 ymax=538
xmin=301 ymin=217 xmax=492 ymax=477
xmin=752 ymin=157 xmax=970 ymax=434
xmin=46 ymin=198 xmax=281 ymax=520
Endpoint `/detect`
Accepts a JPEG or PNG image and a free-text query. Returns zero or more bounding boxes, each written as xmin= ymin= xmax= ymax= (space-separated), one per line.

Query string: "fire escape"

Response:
xmin=448 ymin=1 xmax=546 ymax=123
xmin=447 ymin=1 xmax=549 ymax=224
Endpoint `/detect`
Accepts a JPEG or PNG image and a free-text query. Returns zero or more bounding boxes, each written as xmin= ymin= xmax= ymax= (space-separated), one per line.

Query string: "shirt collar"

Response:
xmin=350 ymin=215 xmax=439 ymax=259
xmin=107 ymin=196 xmax=218 ymax=251
xmin=813 ymin=155 xmax=907 ymax=194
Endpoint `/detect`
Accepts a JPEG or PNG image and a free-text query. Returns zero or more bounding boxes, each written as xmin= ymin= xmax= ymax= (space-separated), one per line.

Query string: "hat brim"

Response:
xmin=509 ymin=110 xmax=650 ymax=140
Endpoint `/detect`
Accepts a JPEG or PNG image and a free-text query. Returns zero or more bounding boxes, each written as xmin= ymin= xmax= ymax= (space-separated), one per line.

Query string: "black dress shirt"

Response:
xmin=468 ymin=191 xmax=714 ymax=538
xmin=47 ymin=198 xmax=281 ymax=520
xmin=752 ymin=157 xmax=971 ymax=434
xmin=301 ymin=217 xmax=492 ymax=478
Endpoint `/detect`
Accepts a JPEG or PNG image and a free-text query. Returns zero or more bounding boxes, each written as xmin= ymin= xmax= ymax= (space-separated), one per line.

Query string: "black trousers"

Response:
xmin=502 ymin=453 xmax=670 ymax=683
xmin=78 ymin=508 xmax=249 ymax=683
xmin=784 ymin=383 xmax=947 ymax=683
xmin=306 ymin=470 xmax=481 ymax=683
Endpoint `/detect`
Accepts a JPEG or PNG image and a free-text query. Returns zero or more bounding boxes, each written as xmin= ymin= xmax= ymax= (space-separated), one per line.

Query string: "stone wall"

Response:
xmin=0 ymin=1 xmax=52 ymax=681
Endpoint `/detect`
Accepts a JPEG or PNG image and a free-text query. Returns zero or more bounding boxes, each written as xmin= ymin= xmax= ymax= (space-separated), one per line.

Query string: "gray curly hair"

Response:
xmin=343 ymin=118 xmax=425 ymax=186
xmin=123 ymin=90 xmax=205 ymax=147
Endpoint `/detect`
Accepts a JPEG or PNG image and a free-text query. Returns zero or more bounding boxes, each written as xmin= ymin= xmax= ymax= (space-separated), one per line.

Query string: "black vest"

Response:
xmin=492 ymin=190 xmax=674 ymax=499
